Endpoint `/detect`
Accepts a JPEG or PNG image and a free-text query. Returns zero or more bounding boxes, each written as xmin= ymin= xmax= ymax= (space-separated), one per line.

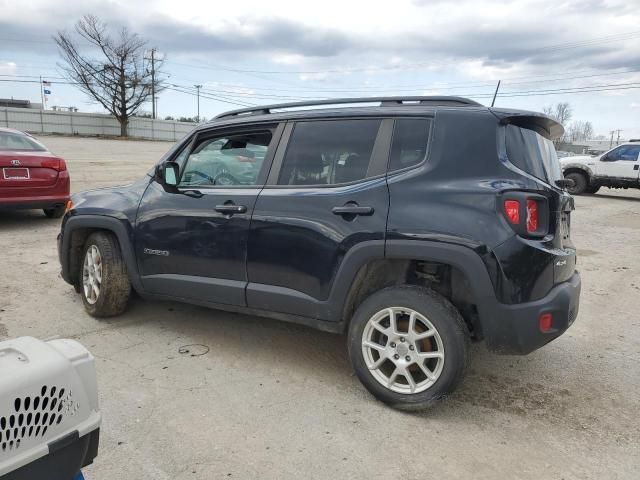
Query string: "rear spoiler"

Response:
xmin=489 ymin=108 xmax=564 ymax=140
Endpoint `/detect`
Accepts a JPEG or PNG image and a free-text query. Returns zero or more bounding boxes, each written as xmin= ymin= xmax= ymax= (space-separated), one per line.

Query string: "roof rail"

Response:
xmin=214 ymin=96 xmax=482 ymax=119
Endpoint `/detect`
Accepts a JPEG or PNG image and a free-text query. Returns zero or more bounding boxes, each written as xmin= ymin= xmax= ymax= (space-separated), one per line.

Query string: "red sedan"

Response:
xmin=0 ymin=128 xmax=70 ymax=218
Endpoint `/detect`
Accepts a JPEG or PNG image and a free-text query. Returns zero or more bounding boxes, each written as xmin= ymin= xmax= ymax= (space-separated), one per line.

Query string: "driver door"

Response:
xmin=596 ymin=144 xmax=640 ymax=180
xmin=135 ymin=123 xmax=283 ymax=306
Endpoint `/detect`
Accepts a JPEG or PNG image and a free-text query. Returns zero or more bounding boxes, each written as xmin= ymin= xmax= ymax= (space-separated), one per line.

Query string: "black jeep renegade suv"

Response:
xmin=57 ymin=96 xmax=580 ymax=409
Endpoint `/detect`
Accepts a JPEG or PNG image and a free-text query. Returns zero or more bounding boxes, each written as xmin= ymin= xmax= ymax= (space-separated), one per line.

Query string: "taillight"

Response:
xmin=501 ymin=193 xmax=548 ymax=238
xmin=504 ymin=200 xmax=520 ymax=224
xmin=526 ymin=199 xmax=538 ymax=233
xmin=41 ymin=158 xmax=66 ymax=171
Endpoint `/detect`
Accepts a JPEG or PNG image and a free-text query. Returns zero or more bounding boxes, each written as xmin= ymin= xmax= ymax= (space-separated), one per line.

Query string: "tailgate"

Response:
xmin=554 ymin=194 xmax=576 ymax=283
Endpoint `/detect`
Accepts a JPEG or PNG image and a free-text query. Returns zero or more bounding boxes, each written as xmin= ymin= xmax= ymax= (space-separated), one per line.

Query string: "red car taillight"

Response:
xmin=41 ymin=158 xmax=67 ymax=171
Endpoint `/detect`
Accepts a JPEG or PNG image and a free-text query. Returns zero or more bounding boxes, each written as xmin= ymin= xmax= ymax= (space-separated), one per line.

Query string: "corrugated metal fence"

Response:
xmin=0 ymin=107 xmax=195 ymax=141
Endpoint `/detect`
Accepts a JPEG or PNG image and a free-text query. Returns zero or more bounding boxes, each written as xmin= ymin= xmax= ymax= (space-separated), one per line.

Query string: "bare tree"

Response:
xmin=567 ymin=120 xmax=594 ymax=143
xmin=54 ymin=15 xmax=165 ymax=137
xmin=543 ymin=102 xmax=573 ymax=127
xmin=543 ymin=102 xmax=574 ymax=144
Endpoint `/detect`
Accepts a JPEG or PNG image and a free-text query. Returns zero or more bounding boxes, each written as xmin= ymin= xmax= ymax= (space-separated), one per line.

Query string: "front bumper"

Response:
xmin=482 ymin=272 xmax=581 ymax=354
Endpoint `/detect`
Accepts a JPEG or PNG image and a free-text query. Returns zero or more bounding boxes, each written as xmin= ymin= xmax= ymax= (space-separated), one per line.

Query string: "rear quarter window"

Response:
xmin=388 ymin=118 xmax=431 ymax=172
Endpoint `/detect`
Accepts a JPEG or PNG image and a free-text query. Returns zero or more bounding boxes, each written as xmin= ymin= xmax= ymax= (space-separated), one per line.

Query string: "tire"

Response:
xmin=348 ymin=285 xmax=470 ymax=410
xmin=43 ymin=206 xmax=65 ymax=218
xmin=79 ymin=232 xmax=131 ymax=317
xmin=565 ymin=172 xmax=588 ymax=195
xmin=585 ymin=185 xmax=600 ymax=194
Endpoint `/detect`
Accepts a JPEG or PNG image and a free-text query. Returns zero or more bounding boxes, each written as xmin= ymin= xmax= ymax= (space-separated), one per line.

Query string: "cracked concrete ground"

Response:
xmin=1 ymin=135 xmax=638 ymax=479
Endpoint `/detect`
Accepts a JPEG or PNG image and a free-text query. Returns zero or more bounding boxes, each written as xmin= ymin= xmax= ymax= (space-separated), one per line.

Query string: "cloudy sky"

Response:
xmin=1 ymin=0 xmax=639 ymax=137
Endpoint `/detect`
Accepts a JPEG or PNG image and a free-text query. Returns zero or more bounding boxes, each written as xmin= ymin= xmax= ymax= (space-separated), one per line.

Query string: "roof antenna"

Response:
xmin=491 ymin=80 xmax=501 ymax=107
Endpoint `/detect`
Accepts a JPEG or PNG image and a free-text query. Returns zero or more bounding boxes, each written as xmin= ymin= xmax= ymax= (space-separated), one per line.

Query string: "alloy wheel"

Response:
xmin=82 ymin=245 xmax=103 ymax=305
xmin=361 ymin=307 xmax=445 ymax=394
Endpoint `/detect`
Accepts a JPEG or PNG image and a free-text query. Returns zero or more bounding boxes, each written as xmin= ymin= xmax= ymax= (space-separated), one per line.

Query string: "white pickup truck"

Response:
xmin=560 ymin=142 xmax=640 ymax=194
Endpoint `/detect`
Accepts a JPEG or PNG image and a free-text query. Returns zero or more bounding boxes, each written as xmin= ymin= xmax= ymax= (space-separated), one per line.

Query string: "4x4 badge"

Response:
xmin=556 ymin=260 xmax=567 ymax=266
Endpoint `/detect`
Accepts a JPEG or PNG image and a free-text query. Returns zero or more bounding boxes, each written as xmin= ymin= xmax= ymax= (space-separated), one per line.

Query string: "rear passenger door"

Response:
xmin=246 ymin=118 xmax=392 ymax=321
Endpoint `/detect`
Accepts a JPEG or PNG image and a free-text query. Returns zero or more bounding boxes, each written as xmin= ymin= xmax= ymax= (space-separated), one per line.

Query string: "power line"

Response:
xmin=165 ymin=86 xmax=254 ymax=107
xmin=3 ymin=77 xmax=639 ymax=101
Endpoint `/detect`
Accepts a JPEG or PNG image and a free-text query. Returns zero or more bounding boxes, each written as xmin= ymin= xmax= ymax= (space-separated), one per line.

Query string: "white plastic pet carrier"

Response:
xmin=0 ymin=337 xmax=100 ymax=480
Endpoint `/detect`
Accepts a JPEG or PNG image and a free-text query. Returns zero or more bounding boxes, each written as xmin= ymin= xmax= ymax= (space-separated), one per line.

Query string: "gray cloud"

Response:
xmin=0 ymin=0 xmax=637 ymax=74
xmin=139 ymin=16 xmax=353 ymax=57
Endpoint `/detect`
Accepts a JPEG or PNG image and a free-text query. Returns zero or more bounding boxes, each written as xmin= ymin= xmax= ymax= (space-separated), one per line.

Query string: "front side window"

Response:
xmin=179 ymin=130 xmax=272 ymax=187
xmin=278 ymin=119 xmax=382 ymax=186
xmin=0 ymin=132 xmax=46 ymax=151
xmin=388 ymin=118 xmax=431 ymax=172
xmin=606 ymin=145 xmax=640 ymax=161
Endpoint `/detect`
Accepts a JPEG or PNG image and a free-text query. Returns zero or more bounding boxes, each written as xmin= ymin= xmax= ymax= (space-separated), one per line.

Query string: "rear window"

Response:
xmin=505 ymin=125 xmax=562 ymax=184
xmin=0 ymin=132 xmax=46 ymax=151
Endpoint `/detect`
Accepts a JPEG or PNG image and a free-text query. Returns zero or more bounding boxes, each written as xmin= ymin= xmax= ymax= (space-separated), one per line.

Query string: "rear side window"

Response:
xmin=388 ymin=118 xmax=431 ymax=172
xmin=278 ymin=119 xmax=381 ymax=186
xmin=505 ymin=125 xmax=562 ymax=184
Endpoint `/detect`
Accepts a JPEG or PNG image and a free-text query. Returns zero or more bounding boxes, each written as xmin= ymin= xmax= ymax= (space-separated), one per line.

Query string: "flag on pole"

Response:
xmin=44 ymin=89 xmax=51 ymax=95
xmin=42 ymin=80 xmax=51 ymax=86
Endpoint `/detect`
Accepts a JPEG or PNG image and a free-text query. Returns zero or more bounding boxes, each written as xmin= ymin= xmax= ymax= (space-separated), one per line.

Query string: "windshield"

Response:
xmin=0 ymin=131 xmax=47 ymax=151
xmin=505 ymin=125 xmax=563 ymax=185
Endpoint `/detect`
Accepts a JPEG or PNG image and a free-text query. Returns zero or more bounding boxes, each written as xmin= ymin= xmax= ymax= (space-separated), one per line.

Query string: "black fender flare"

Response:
xmin=326 ymin=238 xmax=499 ymax=325
xmin=59 ymin=214 xmax=143 ymax=292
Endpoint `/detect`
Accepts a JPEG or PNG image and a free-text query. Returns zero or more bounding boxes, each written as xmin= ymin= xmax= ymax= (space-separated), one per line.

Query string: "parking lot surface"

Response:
xmin=1 ymin=135 xmax=639 ymax=479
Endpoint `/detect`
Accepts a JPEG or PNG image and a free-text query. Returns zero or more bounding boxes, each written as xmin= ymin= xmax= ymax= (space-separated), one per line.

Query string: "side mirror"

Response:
xmin=157 ymin=161 xmax=179 ymax=186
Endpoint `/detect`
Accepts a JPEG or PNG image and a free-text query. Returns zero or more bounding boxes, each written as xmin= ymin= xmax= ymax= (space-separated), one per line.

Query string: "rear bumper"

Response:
xmin=0 ymin=195 xmax=69 ymax=209
xmin=0 ymin=171 xmax=70 ymax=209
xmin=482 ymin=272 xmax=581 ymax=354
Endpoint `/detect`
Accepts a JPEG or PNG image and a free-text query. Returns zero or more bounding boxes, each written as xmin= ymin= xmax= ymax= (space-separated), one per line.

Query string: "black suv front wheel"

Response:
xmin=348 ymin=286 xmax=469 ymax=410
xmin=80 ymin=232 xmax=131 ymax=317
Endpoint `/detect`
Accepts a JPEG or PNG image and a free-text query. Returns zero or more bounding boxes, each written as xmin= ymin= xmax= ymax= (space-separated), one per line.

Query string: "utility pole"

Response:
xmin=194 ymin=84 xmax=202 ymax=122
xmin=39 ymin=76 xmax=45 ymax=108
xmin=609 ymin=130 xmax=615 ymax=149
xmin=491 ymin=80 xmax=501 ymax=107
xmin=616 ymin=129 xmax=622 ymax=146
xmin=151 ymin=48 xmax=156 ymax=119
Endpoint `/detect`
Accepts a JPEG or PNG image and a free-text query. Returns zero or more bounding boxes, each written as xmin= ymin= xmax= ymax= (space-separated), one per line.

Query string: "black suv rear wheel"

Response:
xmin=348 ymin=285 xmax=469 ymax=410
xmin=80 ymin=232 xmax=131 ymax=317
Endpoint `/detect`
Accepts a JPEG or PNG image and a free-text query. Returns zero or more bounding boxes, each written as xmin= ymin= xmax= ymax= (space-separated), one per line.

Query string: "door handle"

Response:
xmin=215 ymin=204 xmax=247 ymax=214
xmin=332 ymin=205 xmax=374 ymax=216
